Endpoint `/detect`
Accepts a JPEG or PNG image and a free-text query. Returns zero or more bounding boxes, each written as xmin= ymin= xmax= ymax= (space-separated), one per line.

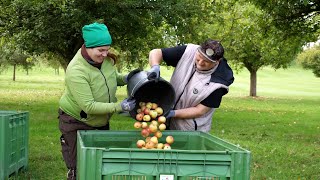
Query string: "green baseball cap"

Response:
xmin=82 ymin=22 xmax=112 ymax=48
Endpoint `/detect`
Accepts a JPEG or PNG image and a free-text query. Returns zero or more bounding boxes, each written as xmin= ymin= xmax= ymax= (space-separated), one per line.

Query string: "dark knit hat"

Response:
xmin=198 ymin=39 xmax=224 ymax=62
xmin=82 ymin=22 xmax=112 ymax=48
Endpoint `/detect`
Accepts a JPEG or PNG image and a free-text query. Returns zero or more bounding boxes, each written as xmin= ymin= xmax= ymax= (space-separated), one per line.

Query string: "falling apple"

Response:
xmin=149 ymin=124 xmax=158 ymax=133
xmin=159 ymin=123 xmax=166 ymax=131
xmin=141 ymin=128 xmax=150 ymax=137
xmin=151 ymin=120 xmax=158 ymax=126
xmin=166 ymin=136 xmax=174 ymax=144
xmin=141 ymin=122 xmax=148 ymax=129
xmin=154 ymin=131 xmax=162 ymax=138
xmin=134 ymin=122 xmax=142 ymax=129
xmin=158 ymin=116 xmax=166 ymax=124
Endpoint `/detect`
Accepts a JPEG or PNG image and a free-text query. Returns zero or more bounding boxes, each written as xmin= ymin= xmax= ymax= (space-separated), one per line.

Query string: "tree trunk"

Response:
xmin=249 ymin=69 xmax=257 ymax=96
xmin=13 ymin=64 xmax=16 ymax=81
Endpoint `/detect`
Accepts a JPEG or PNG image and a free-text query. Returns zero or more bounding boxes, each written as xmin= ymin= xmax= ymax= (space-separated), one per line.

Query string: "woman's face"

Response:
xmin=195 ymin=51 xmax=219 ymax=71
xmin=86 ymin=46 xmax=110 ymax=63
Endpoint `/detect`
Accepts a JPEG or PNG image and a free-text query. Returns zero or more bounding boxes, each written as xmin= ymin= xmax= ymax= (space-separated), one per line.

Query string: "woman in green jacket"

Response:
xmin=58 ymin=22 xmax=136 ymax=180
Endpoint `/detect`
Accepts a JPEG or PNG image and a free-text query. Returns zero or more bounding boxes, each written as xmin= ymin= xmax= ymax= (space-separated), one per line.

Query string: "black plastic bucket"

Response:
xmin=127 ymin=71 xmax=176 ymax=118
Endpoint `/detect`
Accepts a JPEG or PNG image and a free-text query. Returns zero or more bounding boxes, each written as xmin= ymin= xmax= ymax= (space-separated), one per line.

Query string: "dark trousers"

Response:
xmin=58 ymin=109 xmax=109 ymax=180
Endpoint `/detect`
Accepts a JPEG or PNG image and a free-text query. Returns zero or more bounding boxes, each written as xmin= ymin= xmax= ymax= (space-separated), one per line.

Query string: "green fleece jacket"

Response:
xmin=59 ymin=49 xmax=126 ymax=127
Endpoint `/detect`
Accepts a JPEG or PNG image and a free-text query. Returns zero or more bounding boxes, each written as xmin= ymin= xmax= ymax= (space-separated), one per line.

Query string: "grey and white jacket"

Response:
xmin=169 ymin=44 xmax=234 ymax=132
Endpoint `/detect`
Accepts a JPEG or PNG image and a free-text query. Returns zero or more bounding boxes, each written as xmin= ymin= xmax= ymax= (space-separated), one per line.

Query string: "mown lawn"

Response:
xmin=0 ymin=65 xmax=319 ymax=179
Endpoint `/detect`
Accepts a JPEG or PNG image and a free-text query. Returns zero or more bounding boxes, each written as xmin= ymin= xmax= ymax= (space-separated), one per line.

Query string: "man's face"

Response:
xmin=86 ymin=46 xmax=110 ymax=63
xmin=195 ymin=51 xmax=219 ymax=71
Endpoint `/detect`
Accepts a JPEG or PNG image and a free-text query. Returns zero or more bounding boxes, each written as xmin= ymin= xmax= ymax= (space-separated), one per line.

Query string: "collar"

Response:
xmin=195 ymin=62 xmax=219 ymax=75
xmin=81 ymin=44 xmax=102 ymax=69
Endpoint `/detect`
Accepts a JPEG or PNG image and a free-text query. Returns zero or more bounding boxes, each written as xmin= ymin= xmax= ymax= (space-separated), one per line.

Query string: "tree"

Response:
xmin=201 ymin=1 xmax=310 ymax=96
xmin=249 ymin=0 xmax=320 ymax=35
xmin=0 ymin=38 xmax=33 ymax=80
xmin=0 ymin=0 xmax=209 ymax=70
xmin=296 ymin=45 xmax=320 ymax=77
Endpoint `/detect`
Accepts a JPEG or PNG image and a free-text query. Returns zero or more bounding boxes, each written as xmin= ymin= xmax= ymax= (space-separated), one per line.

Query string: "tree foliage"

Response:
xmin=249 ymin=0 xmax=320 ymax=35
xmin=0 ymin=0 xmax=209 ymax=70
xmin=201 ymin=1 xmax=309 ymax=96
xmin=296 ymin=45 xmax=320 ymax=77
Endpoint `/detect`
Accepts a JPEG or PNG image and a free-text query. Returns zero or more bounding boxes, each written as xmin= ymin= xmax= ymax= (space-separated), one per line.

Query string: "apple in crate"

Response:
xmin=158 ymin=116 xmax=166 ymax=124
xmin=150 ymin=136 xmax=158 ymax=144
xmin=133 ymin=122 xmax=142 ymax=129
xmin=136 ymin=140 xmax=145 ymax=148
xmin=163 ymin=143 xmax=171 ymax=150
xmin=155 ymin=107 xmax=163 ymax=115
xmin=156 ymin=143 xmax=164 ymax=149
xmin=145 ymin=141 xmax=155 ymax=149
xmin=166 ymin=136 xmax=174 ymax=144
xmin=143 ymin=114 xmax=151 ymax=121
xmin=154 ymin=131 xmax=162 ymax=138
xmin=159 ymin=123 xmax=166 ymax=131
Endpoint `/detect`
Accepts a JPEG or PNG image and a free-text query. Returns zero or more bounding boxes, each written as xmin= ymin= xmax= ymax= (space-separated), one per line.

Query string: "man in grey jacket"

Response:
xmin=147 ymin=39 xmax=234 ymax=132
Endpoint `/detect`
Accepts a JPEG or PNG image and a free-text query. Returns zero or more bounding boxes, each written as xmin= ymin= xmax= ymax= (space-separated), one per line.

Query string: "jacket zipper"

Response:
xmin=99 ymin=69 xmax=111 ymax=103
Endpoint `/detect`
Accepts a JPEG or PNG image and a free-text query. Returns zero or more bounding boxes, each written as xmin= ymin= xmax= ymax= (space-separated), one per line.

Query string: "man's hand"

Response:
xmin=165 ymin=110 xmax=175 ymax=119
xmin=147 ymin=65 xmax=160 ymax=80
xmin=120 ymin=98 xmax=136 ymax=111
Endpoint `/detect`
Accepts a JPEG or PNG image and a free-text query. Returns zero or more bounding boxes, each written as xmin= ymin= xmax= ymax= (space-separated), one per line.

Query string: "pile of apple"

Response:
xmin=134 ymin=102 xmax=174 ymax=150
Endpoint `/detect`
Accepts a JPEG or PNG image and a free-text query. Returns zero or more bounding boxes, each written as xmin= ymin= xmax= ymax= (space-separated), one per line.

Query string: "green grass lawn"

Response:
xmin=0 ymin=65 xmax=320 ymax=179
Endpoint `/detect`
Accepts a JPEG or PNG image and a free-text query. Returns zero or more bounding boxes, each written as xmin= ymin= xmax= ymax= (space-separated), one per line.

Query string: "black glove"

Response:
xmin=124 ymin=69 xmax=142 ymax=83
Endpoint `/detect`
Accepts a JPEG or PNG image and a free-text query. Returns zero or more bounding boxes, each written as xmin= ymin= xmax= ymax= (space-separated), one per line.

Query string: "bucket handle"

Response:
xmin=147 ymin=72 xmax=159 ymax=82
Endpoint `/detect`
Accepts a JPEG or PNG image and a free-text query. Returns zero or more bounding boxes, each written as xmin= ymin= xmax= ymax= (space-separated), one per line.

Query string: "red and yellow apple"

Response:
xmin=143 ymin=114 xmax=151 ymax=121
xmin=158 ymin=116 xmax=166 ymax=124
xmin=163 ymin=143 xmax=171 ymax=150
xmin=149 ymin=110 xmax=158 ymax=119
xmin=159 ymin=123 xmax=166 ymax=131
xmin=166 ymin=135 xmax=174 ymax=144
xmin=151 ymin=103 xmax=158 ymax=110
xmin=136 ymin=113 xmax=144 ymax=121
xmin=155 ymin=107 xmax=163 ymax=115
xmin=134 ymin=122 xmax=142 ymax=129
xmin=136 ymin=140 xmax=145 ymax=148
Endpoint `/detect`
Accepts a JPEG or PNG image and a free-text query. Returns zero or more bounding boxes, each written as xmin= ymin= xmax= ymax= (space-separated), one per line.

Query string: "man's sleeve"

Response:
xmin=200 ymin=88 xmax=228 ymax=108
xmin=161 ymin=45 xmax=187 ymax=67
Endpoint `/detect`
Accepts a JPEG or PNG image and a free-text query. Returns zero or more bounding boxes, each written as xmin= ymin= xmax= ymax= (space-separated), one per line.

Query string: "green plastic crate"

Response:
xmin=77 ymin=130 xmax=250 ymax=180
xmin=0 ymin=111 xmax=29 ymax=180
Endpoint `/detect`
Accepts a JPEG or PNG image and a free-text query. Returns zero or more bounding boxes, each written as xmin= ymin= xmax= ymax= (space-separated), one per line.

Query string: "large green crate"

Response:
xmin=0 ymin=111 xmax=29 ymax=180
xmin=77 ymin=130 xmax=250 ymax=180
